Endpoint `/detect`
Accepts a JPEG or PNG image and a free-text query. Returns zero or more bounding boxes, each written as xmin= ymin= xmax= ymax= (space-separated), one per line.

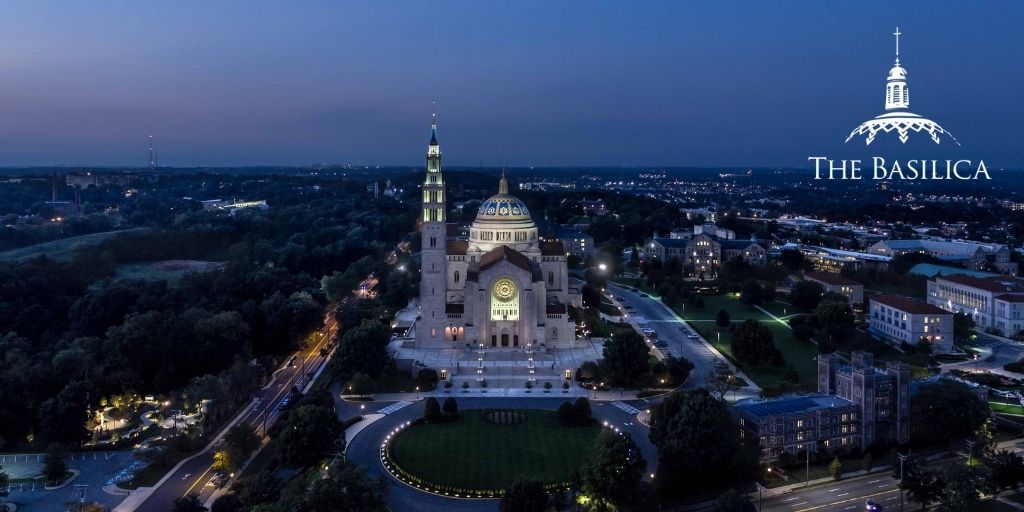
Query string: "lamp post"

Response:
xmin=416 ymin=386 xmax=420 ymax=400
xmin=758 ymin=468 xmax=772 ymax=512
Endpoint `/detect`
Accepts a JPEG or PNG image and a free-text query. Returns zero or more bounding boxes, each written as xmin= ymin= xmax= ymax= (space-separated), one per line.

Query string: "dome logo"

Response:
xmin=809 ymin=27 xmax=990 ymax=180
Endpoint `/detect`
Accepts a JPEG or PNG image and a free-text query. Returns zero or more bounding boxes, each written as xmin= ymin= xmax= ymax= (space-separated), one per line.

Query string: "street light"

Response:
xmin=759 ymin=468 xmax=772 ymax=512
xmin=416 ymin=386 xmax=420 ymax=400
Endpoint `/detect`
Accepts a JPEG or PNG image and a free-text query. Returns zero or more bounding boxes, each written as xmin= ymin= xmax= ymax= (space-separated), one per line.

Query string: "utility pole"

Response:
xmin=896 ymin=451 xmax=908 ymax=512
xmin=805 ymin=448 xmax=810 ymax=487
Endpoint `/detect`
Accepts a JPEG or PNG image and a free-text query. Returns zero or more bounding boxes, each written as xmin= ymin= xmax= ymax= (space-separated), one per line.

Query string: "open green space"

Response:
xmin=991 ymin=402 xmax=1024 ymax=416
xmin=0 ymin=227 xmax=150 ymax=261
xmin=373 ymin=368 xmax=436 ymax=393
xmin=388 ymin=409 xmax=600 ymax=491
xmin=675 ymin=295 xmax=818 ymax=391
xmin=110 ymin=260 xmax=224 ymax=287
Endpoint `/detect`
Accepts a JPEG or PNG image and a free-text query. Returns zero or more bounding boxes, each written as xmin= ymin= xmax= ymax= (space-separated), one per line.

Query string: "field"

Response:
xmin=0 ymin=227 xmax=150 ymax=261
xmin=389 ymin=409 xmax=600 ymax=490
xmin=675 ymin=294 xmax=818 ymax=391
xmin=111 ymin=260 xmax=224 ymax=286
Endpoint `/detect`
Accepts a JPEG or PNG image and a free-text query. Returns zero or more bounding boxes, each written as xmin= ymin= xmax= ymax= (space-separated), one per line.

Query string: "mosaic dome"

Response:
xmin=475 ymin=194 xmax=531 ymax=222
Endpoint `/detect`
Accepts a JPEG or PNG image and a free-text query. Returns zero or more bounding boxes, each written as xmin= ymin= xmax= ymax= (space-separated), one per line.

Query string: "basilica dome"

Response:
xmin=468 ymin=173 xmax=539 ymax=253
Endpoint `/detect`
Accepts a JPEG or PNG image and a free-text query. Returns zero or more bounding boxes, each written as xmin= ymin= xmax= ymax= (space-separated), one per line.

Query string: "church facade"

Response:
xmin=415 ymin=116 xmax=579 ymax=349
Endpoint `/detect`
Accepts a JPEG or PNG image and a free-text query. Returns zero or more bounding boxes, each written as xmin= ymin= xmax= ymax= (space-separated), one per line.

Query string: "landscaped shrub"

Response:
xmin=424 ymin=397 xmax=442 ymax=423
xmin=442 ymin=397 xmax=458 ymax=417
xmin=417 ymin=368 xmax=439 ymax=390
xmin=557 ymin=401 xmax=575 ymax=425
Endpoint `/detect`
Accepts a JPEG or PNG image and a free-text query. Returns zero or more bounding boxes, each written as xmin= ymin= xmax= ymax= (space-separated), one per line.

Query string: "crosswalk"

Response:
xmin=612 ymin=401 xmax=641 ymax=415
xmin=377 ymin=401 xmax=413 ymax=415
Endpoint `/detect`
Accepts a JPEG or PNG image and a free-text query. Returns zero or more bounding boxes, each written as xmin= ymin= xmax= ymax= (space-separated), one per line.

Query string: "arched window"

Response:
xmin=454 ymin=271 xmax=460 ymax=283
xmin=548 ymin=272 xmax=554 ymax=286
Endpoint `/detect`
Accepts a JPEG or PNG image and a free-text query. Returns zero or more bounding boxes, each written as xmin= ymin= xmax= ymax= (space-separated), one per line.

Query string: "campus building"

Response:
xmin=644 ymin=228 xmax=768 ymax=276
xmin=734 ymin=352 xmax=910 ymax=460
xmin=926 ymin=274 xmax=1024 ymax=338
xmin=805 ymin=272 xmax=864 ymax=306
xmin=868 ymin=295 xmax=952 ymax=352
xmin=868 ymin=239 xmax=1017 ymax=275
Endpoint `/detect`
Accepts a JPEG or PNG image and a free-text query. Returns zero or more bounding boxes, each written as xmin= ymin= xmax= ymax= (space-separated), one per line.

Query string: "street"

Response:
xmin=124 ymin=312 xmax=339 ymax=512
xmin=606 ymin=282 xmax=760 ymax=400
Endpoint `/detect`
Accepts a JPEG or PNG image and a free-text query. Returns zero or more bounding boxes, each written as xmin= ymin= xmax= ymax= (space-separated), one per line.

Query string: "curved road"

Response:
xmin=341 ymin=397 xmax=654 ymax=512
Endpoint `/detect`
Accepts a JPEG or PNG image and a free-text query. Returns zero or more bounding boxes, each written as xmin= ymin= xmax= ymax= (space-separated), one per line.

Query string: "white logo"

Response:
xmin=845 ymin=27 xmax=959 ymax=146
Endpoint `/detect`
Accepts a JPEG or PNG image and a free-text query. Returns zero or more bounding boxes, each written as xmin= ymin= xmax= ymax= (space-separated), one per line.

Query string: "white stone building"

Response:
xmin=869 ymin=295 xmax=952 ymax=352
xmin=415 ymin=116 xmax=579 ymax=350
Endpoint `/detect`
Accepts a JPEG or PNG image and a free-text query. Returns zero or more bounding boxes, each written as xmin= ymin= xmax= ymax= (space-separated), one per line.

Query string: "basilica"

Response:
xmin=414 ymin=116 xmax=580 ymax=349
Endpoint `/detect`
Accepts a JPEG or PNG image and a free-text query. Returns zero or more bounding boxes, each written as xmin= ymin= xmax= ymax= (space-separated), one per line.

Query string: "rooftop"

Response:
xmin=806 ymin=271 xmax=861 ymax=287
xmin=734 ymin=394 xmax=855 ymax=419
xmin=935 ymin=274 xmax=1024 ymax=293
xmin=871 ymin=294 xmax=949 ymax=315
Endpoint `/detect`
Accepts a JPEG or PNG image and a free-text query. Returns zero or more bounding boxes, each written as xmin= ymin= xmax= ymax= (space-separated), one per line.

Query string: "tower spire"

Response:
xmin=498 ymin=168 xmax=508 ymax=195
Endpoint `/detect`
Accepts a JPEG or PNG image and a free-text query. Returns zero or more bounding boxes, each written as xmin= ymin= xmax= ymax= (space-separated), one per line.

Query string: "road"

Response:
xmin=606 ymin=282 xmax=759 ymax=400
xmin=944 ymin=333 xmax=1024 ymax=379
xmin=341 ymin=396 xmax=654 ymax=512
xmin=760 ymin=472 xmax=902 ymax=512
xmin=130 ymin=311 xmax=339 ymax=512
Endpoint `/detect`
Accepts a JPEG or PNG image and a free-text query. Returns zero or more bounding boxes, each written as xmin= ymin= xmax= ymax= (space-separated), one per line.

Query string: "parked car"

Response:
xmin=687 ymin=334 xmax=699 ymax=340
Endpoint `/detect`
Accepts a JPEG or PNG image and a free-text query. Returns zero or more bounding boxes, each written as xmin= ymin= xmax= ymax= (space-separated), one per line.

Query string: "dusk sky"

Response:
xmin=1 ymin=1 xmax=1021 ymax=168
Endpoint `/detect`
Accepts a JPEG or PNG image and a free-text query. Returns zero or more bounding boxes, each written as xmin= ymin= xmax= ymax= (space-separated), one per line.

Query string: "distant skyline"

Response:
xmin=0 ymin=1 xmax=1022 ymax=168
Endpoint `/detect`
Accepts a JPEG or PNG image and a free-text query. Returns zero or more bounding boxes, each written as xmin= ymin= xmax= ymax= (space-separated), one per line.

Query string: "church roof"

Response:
xmin=540 ymin=240 xmax=564 ymax=256
xmin=480 ymin=245 xmax=532 ymax=273
xmin=447 ymin=240 xmax=468 ymax=255
xmin=546 ymin=303 xmax=567 ymax=314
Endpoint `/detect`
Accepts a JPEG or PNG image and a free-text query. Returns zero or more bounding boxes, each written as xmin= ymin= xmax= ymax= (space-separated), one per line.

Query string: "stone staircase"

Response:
xmin=445 ymin=347 xmax=571 ymax=389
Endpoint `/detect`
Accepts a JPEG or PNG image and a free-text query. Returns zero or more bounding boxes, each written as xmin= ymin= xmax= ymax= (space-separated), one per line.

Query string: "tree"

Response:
xmin=600 ymin=331 xmax=650 ymax=388
xmin=498 ymin=477 xmax=548 ymax=512
xmin=706 ymin=366 xmax=739 ymax=400
xmin=662 ymin=355 xmax=694 ymax=387
xmin=829 ymin=457 xmax=842 ymax=480
xmin=911 ymin=380 xmax=990 ymax=447
xmin=937 ymin=463 xmax=992 ymax=512
xmin=331 ymin=320 xmax=391 ymax=380
xmin=779 ymin=249 xmax=808 ymax=273
xmin=573 ymin=397 xmax=593 ymax=426
xmin=896 ymin=456 xmax=943 ymax=510
xmin=581 ymin=430 xmax=647 ymax=509
xmin=716 ymin=309 xmax=731 ymax=328
xmin=172 ymin=494 xmax=209 ymax=512
xmin=862 ymin=452 xmax=874 ymax=472
xmin=953 ymin=312 xmax=976 ymax=341
xmin=43 ymin=442 xmax=67 ymax=484
xmin=815 ymin=298 xmax=854 ymax=341
xmin=345 ymin=373 xmax=375 ymax=396
xmin=789 ymin=281 xmax=824 ymax=311
xmin=712 ymin=489 xmax=756 ymax=512
xmin=740 ymin=280 xmax=764 ymax=306
xmin=442 ymin=397 xmax=458 ymax=417
xmin=730 ymin=319 xmax=776 ymax=366
xmin=281 ymin=459 xmax=386 ymax=512
xmin=276 ymin=405 xmax=342 ymax=468
xmin=423 ymin=397 xmax=442 ymax=423
xmin=211 ymin=494 xmax=244 ymax=512
xmin=224 ymin=424 xmax=260 ymax=469
xmin=990 ymin=449 xmax=1024 ymax=492
xmin=557 ymin=401 xmax=575 ymax=426
xmin=0 ymin=465 xmax=8 ymax=510
xmin=649 ymin=389 xmax=757 ymax=498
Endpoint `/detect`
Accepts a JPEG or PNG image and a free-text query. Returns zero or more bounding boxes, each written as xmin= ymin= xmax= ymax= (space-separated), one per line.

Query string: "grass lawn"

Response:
xmin=676 ymin=295 xmax=818 ymax=391
xmin=0 ymin=227 xmax=150 ymax=261
xmin=389 ymin=409 xmax=599 ymax=490
xmin=373 ymin=369 xmax=434 ymax=393
xmin=110 ymin=260 xmax=224 ymax=287
xmin=991 ymin=402 xmax=1024 ymax=416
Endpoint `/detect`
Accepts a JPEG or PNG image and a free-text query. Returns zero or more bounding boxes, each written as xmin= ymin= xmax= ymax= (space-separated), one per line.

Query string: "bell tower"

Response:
xmin=418 ymin=110 xmax=448 ymax=343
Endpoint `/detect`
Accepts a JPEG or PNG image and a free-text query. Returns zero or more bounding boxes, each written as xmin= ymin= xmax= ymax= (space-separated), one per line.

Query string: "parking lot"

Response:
xmin=1 ymin=451 xmax=137 ymax=511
